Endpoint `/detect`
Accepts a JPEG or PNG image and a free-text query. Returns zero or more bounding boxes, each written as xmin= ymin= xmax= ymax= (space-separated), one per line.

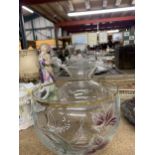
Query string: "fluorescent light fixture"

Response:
xmin=68 ymin=6 xmax=135 ymax=17
xmin=107 ymin=29 xmax=119 ymax=33
xmin=22 ymin=6 xmax=34 ymax=13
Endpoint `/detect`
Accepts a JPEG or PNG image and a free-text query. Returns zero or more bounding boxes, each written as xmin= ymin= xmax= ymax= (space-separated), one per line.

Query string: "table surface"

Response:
xmin=19 ymin=116 xmax=135 ymax=155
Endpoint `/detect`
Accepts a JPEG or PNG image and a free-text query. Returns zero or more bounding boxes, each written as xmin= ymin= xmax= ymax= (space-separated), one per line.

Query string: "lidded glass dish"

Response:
xmin=32 ymin=58 xmax=120 ymax=155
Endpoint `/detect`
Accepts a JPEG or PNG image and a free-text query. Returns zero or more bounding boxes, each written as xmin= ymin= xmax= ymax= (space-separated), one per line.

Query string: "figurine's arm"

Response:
xmin=43 ymin=54 xmax=52 ymax=66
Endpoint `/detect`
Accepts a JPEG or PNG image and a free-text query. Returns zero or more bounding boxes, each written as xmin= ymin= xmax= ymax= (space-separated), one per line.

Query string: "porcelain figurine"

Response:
xmin=39 ymin=44 xmax=55 ymax=83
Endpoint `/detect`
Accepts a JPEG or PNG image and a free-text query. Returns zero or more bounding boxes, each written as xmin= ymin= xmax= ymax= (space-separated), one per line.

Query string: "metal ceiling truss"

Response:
xmin=25 ymin=26 xmax=54 ymax=31
xmin=24 ymin=13 xmax=40 ymax=22
xmin=57 ymin=16 xmax=135 ymax=27
xmin=85 ymin=0 xmax=91 ymax=10
xmin=102 ymin=0 xmax=107 ymax=8
xmin=115 ymin=0 xmax=122 ymax=6
xmin=68 ymin=0 xmax=74 ymax=12
xmin=63 ymin=20 xmax=135 ymax=33
xmin=21 ymin=0 xmax=68 ymax=6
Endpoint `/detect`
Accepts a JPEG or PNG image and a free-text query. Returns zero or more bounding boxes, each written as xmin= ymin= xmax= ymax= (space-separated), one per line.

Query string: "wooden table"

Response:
xmin=19 ymin=116 xmax=134 ymax=155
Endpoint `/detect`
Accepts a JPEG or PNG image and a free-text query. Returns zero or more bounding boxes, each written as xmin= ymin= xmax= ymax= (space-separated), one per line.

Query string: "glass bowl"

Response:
xmin=32 ymin=59 xmax=120 ymax=155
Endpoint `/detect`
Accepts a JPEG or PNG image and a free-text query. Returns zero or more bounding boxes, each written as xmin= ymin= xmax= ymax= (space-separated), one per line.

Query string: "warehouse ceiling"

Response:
xmin=22 ymin=8 xmax=31 ymax=16
xmin=21 ymin=0 xmax=135 ymax=32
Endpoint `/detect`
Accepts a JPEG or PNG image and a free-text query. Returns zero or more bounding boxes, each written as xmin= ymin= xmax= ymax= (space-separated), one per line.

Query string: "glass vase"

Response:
xmin=32 ymin=58 xmax=120 ymax=155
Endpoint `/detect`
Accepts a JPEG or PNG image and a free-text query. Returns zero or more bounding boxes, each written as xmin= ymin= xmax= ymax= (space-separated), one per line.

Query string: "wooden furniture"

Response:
xmin=115 ymin=44 xmax=135 ymax=69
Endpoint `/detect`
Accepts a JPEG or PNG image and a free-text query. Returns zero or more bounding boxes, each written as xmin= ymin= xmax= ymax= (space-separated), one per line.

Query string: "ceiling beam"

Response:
xmin=115 ymin=0 xmax=122 ymax=6
xmin=64 ymin=20 xmax=135 ymax=29
xmin=24 ymin=13 xmax=40 ymax=22
xmin=21 ymin=0 xmax=68 ymax=6
xmin=64 ymin=21 xmax=135 ymax=33
xmin=30 ymin=5 xmax=58 ymax=23
xmin=25 ymin=26 xmax=54 ymax=31
xmin=67 ymin=25 xmax=132 ymax=33
xmin=85 ymin=0 xmax=91 ymax=10
xmin=39 ymin=4 xmax=66 ymax=22
xmin=28 ymin=8 xmax=55 ymax=23
xmin=57 ymin=2 xmax=68 ymax=16
xmin=47 ymin=3 xmax=66 ymax=21
xmin=57 ymin=16 xmax=135 ymax=27
xmin=68 ymin=0 xmax=74 ymax=12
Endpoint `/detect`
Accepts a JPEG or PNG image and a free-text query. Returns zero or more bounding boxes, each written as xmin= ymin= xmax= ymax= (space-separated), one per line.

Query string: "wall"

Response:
xmin=71 ymin=28 xmax=135 ymax=47
xmin=24 ymin=16 xmax=62 ymax=41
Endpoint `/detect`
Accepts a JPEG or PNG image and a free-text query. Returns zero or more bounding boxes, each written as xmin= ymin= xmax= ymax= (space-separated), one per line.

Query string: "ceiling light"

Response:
xmin=68 ymin=6 xmax=135 ymax=17
xmin=107 ymin=29 xmax=119 ymax=33
xmin=22 ymin=6 xmax=34 ymax=13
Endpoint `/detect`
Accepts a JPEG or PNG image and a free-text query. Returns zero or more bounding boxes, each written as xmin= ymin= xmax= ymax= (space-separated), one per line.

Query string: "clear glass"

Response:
xmin=32 ymin=58 xmax=120 ymax=155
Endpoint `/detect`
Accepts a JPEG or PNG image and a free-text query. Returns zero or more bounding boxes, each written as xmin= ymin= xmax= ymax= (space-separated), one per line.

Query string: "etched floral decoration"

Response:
xmin=85 ymin=136 xmax=108 ymax=154
xmin=92 ymin=107 xmax=117 ymax=128
xmin=46 ymin=109 xmax=71 ymax=134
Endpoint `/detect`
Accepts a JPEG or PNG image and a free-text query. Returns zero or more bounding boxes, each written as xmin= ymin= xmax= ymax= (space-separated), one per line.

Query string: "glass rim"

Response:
xmin=32 ymin=82 xmax=118 ymax=108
